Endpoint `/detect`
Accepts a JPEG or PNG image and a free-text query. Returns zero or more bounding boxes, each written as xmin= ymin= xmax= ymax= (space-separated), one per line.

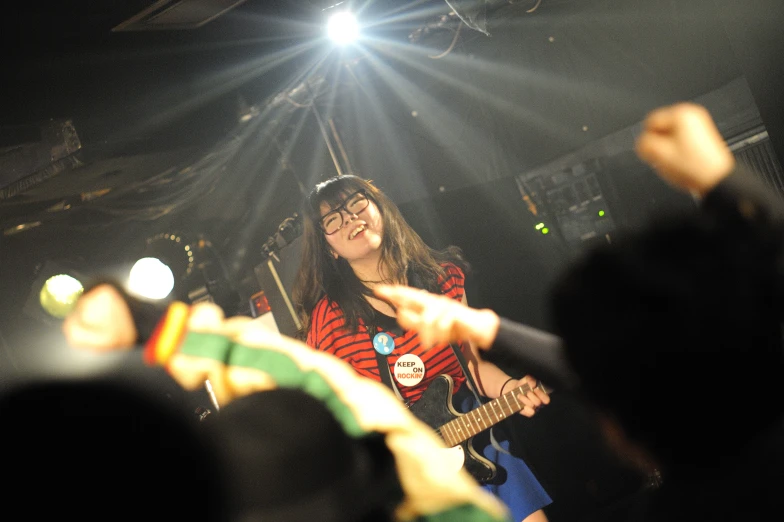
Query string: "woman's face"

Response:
xmin=319 ymin=190 xmax=384 ymax=263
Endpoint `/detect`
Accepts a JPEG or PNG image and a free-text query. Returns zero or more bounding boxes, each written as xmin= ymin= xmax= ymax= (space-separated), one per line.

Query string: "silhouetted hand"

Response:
xmin=636 ymin=102 xmax=736 ymax=197
xmin=374 ymin=284 xmax=500 ymax=350
xmin=62 ymin=284 xmax=137 ymax=352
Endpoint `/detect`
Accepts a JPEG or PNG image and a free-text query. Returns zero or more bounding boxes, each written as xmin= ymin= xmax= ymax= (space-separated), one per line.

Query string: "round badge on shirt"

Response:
xmin=373 ymin=332 xmax=395 ymax=355
xmin=394 ymin=353 xmax=425 ymax=386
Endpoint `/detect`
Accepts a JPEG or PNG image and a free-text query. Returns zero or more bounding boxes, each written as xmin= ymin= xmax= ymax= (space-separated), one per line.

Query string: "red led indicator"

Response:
xmin=251 ymin=291 xmax=271 ymax=316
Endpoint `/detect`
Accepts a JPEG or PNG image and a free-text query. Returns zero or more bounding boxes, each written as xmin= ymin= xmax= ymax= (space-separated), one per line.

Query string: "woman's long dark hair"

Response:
xmin=292 ymin=175 xmax=467 ymax=339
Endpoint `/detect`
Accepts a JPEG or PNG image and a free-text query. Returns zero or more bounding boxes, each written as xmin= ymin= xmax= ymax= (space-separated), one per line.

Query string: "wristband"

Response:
xmin=143 ymin=301 xmax=191 ymax=367
xmin=499 ymin=377 xmax=515 ymax=396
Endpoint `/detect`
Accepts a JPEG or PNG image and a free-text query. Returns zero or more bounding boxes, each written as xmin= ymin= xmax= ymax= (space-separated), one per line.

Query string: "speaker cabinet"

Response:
xmin=252 ymin=235 xmax=303 ymax=338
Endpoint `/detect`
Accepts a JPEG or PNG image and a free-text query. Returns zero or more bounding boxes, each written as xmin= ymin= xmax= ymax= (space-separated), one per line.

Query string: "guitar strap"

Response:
xmin=367 ymin=321 xmax=407 ymax=403
xmin=447 ymin=342 xmax=482 ymax=404
xmin=374 ymin=352 xmax=406 ymax=402
xmin=447 ymin=342 xmax=513 ymax=457
xmin=403 ymin=268 xmax=485 ymax=405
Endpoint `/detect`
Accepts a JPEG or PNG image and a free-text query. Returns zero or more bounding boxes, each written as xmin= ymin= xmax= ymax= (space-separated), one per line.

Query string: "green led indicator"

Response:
xmin=535 ymin=222 xmax=545 ymax=230
xmin=541 ymin=227 xmax=549 ymax=235
xmin=598 ymin=210 xmax=605 ymax=217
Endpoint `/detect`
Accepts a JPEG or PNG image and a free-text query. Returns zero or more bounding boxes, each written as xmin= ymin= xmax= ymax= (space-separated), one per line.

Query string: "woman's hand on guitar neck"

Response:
xmin=374 ymin=284 xmax=501 ymax=350
xmin=502 ymin=375 xmax=551 ymax=417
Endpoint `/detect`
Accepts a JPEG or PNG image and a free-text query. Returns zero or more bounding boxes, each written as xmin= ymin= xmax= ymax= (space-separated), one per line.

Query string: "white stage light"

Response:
xmin=128 ymin=257 xmax=175 ymax=300
xmin=327 ymin=11 xmax=359 ymax=45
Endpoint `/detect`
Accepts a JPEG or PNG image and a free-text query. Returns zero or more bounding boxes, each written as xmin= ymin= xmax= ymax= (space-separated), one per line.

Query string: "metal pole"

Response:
xmin=267 ymin=258 xmax=302 ymax=331
xmin=311 ymin=104 xmax=344 ymax=177
xmin=329 ymin=117 xmax=353 ymax=175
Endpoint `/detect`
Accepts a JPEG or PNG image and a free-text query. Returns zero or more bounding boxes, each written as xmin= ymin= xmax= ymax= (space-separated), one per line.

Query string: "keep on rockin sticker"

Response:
xmin=394 ymin=353 xmax=425 ymax=386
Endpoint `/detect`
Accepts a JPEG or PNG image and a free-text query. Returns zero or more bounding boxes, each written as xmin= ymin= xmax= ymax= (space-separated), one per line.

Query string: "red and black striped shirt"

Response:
xmin=306 ymin=263 xmax=469 ymax=404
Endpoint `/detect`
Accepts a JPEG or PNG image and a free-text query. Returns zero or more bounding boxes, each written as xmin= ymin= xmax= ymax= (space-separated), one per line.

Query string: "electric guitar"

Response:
xmin=407 ymin=374 xmax=549 ymax=484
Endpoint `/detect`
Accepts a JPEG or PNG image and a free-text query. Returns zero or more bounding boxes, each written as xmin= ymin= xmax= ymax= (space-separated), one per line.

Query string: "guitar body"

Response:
xmin=408 ymin=374 xmax=497 ymax=484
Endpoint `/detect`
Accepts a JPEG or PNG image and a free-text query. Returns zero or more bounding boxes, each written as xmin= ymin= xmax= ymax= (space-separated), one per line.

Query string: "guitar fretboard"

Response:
xmin=437 ymin=383 xmax=534 ymax=447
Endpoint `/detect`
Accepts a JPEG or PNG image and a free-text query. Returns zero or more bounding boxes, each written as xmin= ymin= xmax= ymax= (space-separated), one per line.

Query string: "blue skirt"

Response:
xmin=481 ymin=436 xmax=552 ymax=521
xmin=458 ymin=392 xmax=553 ymax=521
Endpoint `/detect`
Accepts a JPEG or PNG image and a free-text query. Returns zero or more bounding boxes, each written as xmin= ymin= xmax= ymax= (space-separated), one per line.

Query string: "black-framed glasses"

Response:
xmin=319 ymin=190 xmax=370 ymax=235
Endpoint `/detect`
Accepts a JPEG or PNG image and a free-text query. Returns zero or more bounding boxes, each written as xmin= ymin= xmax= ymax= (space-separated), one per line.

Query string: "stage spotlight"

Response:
xmin=23 ymin=261 xmax=88 ymax=323
xmin=128 ymin=232 xmax=194 ymax=300
xmin=327 ymin=11 xmax=359 ymax=45
xmin=128 ymin=257 xmax=175 ymax=300
xmin=128 ymin=232 xmax=239 ymax=313
xmin=39 ymin=274 xmax=84 ymax=319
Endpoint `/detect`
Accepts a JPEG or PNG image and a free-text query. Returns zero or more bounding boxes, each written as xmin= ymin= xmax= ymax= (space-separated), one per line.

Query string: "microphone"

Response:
xmin=261 ymin=212 xmax=303 ymax=260
xmin=277 ymin=213 xmax=303 ymax=244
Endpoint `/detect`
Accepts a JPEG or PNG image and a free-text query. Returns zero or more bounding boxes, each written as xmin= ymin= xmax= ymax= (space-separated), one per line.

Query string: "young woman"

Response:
xmin=292 ymin=174 xmax=553 ymax=522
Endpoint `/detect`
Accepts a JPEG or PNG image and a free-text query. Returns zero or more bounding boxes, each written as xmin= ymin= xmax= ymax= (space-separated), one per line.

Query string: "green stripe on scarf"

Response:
xmin=415 ymin=504 xmax=509 ymax=522
xmin=180 ymin=331 xmax=364 ymax=437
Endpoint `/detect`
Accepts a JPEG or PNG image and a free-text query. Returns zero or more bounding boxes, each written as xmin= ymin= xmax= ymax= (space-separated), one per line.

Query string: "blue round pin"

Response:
xmin=373 ymin=332 xmax=395 ymax=355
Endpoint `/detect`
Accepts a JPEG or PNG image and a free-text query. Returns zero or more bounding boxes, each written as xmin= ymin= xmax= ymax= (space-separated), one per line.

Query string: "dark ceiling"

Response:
xmin=1 ymin=0 xmax=783 ymax=356
xmin=2 ymin=0 xmax=778 ymax=223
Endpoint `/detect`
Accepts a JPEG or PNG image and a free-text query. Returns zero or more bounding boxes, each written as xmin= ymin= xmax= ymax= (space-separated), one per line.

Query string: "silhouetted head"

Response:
xmin=206 ymin=388 xmax=402 ymax=522
xmin=0 ymin=378 xmax=229 ymax=521
xmin=550 ymin=212 xmax=784 ymax=476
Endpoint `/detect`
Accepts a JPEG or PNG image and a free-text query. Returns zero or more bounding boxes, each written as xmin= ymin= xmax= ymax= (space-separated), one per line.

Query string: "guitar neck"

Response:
xmin=438 ymin=381 xmax=546 ymax=447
